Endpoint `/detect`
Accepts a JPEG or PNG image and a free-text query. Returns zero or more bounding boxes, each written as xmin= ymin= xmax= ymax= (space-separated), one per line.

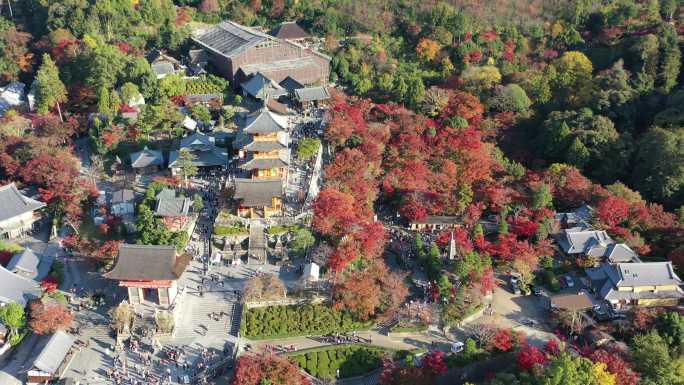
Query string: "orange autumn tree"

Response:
xmin=232 ymin=353 xmax=310 ymax=385
xmin=29 ymin=300 xmax=74 ymax=335
xmin=416 ymin=38 xmax=442 ymax=62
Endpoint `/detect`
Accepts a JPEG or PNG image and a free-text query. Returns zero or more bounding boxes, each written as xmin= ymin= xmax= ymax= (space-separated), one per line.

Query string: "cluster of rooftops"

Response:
xmin=554 ymin=205 xmax=683 ymax=306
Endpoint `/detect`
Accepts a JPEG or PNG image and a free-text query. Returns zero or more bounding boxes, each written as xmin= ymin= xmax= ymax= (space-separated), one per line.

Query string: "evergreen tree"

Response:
xmin=35 ymin=53 xmax=67 ymax=121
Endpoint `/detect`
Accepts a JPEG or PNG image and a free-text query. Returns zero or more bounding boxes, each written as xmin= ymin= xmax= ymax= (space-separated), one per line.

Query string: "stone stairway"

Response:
xmin=172 ymin=290 xmax=237 ymax=343
xmin=375 ymin=318 xmax=398 ymax=336
xmin=229 ymin=303 xmax=242 ymax=337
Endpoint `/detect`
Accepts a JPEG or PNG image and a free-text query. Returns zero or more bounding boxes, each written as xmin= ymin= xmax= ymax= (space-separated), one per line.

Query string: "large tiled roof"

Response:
xmin=192 ymin=21 xmax=272 ymax=59
xmin=111 ymin=189 xmax=135 ymax=205
xmin=605 ymin=243 xmax=640 ymax=263
xmin=239 ymin=57 xmax=322 ymax=83
xmin=31 ymin=331 xmax=75 ymax=375
xmin=270 ymin=21 xmax=310 ymax=40
xmin=104 ymin=244 xmax=188 ymax=281
xmin=0 ymin=265 xmax=41 ymax=305
xmin=180 ymin=131 xmax=215 ymax=148
xmin=239 ymin=157 xmax=288 ymax=170
xmin=130 ymin=147 xmax=163 ymax=168
xmin=7 ymin=248 xmax=40 ymax=279
xmin=242 ymin=109 xmax=288 ymax=134
xmin=168 ymin=148 xmax=227 ymax=168
xmin=279 ymin=76 xmax=304 ymax=92
xmin=241 ymin=73 xmax=287 ymax=100
xmin=234 ymin=178 xmax=282 ymax=207
xmin=556 ymin=228 xmax=613 ymax=254
xmin=242 ymin=140 xmax=287 ymax=152
xmin=616 ymin=262 xmax=682 ymax=287
xmin=155 ymin=196 xmax=192 ymax=217
xmin=0 ymin=183 xmax=46 ymax=223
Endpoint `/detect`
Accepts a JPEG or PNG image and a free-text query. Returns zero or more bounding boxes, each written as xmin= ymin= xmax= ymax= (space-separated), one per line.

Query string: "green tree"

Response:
xmin=97 ymin=86 xmax=112 ymax=118
xmin=633 ymin=127 xmax=684 ymax=205
xmin=533 ymin=184 xmax=553 ymax=209
xmin=191 ymin=105 xmax=211 ymax=124
xmin=0 ymin=303 xmax=26 ymax=336
xmin=656 ymin=312 xmax=684 ymax=356
xmin=656 ymin=23 xmax=681 ymax=93
xmin=488 ymin=84 xmax=531 ymax=113
xmin=632 ymin=331 xmax=683 ymax=385
xmin=120 ymin=82 xmax=141 ymax=105
xmin=552 ymin=51 xmax=594 ymax=107
xmin=192 ymin=193 xmax=204 ymax=213
xmin=297 ymin=138 xmax=321 ymax=161
xmin=290 ymin=228 xmax=315 ymax=256
xmin=35 ymin=53 xmax=67 ymax=121
xmin=177 ymin=149 xmax=198 ymax=187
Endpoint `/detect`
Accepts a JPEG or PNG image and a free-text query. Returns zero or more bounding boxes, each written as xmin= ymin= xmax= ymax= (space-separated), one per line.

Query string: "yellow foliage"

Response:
xmin=591 ymin=362 xmax=616 ymax=385
xmin=416 ymin=38 xmax=442 ymax=62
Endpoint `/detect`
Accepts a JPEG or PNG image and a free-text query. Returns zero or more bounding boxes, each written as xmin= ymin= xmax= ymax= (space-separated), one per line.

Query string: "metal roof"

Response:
xmin=279 ymin=76 xmax=304 ymax=92
xmin=550 ymin=292 xmax=594 ymax=311
xmin=168 ymin=147 xmax=227 ymax=168
xmin=104 ymin=244 xmax=188 ymax=281
xmin=616 ymin=262 xmax=682 ymax=287
xmin=234 ymin=178 xmax=282 ymax=207
xmin=242 ymin=109 xmax=288 ymax=134
xmin=0 ymin=183 xmax=46 ymax=223
xmin=557 ymin=228 xmax=613 ymax=254
xmin=7 ymin=248 xmax=40 ymax=278
xmin=295 ymin=86 xmax=331 ymax=102
xmin=130 ymin=147 xmax=163 ymax=168
xmin=31 ymin=331 xmax=75 ymax=374
xmin=192 ymin=21 xmax=272 ymax=59
xmin=605 ymin=243 xmax=640 ymax=263
xmin=270 ymin=21 xmax=310 ymax=40
xmin=0 ymin=265 xmax=41 ymax=305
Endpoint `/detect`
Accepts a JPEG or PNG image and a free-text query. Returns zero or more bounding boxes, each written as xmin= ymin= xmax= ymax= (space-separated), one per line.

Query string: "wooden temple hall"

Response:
xmin=104 ymin=244 xmax=191 ymax=308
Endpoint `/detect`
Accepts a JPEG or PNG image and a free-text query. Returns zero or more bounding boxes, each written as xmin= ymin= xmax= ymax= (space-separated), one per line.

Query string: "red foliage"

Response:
xmin=481 ymin=30 xmax=498 ymax=42
xmin=421 ymin=350 xmax=448 ymax=376
xmin=477 ymin=267 xmax=496 ymax=295
xmin=510 ymin=217 xmax=539 ymax=238
xmin=313 ymin=188 xmax=361 ymax=238
xmin=40 ymin=277 xmax=59 ymax=294
xmin=440 ymin=90 xmax=484 ymax=125
xmin=0 ymin=250 xmax=12 ymax=266
xmin=492 ymin=328 xmax=513 ymax=352
xmin=596 ymin=196 xmax=630 ymax=227
xmin=232 ymin=353 xmax=310 ymax=385
xmin=588 ymin=349 xmax=639 ymax=385
xmin=96 ymin=240 xmax=121 ymax=260
xmin=329 ymin=240 xmax=360 ymax=272
xmin=466 ymin=50 xmax=482 ymax=63
xmin=544 ymin=339 xmax=561 ymax=356
xmin=29 ymin=300 xmax=74 ymax=335
xmin=175 ymin=7 xmax=193 ymax=26
xmin=517 ymin=344 xmax=546 ymax=371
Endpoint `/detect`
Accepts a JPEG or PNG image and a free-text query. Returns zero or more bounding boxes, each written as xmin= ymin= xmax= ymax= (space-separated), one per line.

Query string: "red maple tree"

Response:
xmin=232 ymin=353 xmax=310 ymax=385
xmin=29 ymin=300 xmax=74 ymax=335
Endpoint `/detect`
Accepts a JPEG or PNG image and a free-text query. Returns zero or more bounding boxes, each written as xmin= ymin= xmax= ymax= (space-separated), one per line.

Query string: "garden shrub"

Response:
xmin=241 ymin=305 xmax=371 ymax=339
xmin=291 ymin=345 xmax=388 ymax=380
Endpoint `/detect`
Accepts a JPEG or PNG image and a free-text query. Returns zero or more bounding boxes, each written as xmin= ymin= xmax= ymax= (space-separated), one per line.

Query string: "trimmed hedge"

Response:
xmin=214 ymin=225 xmax=249 ymax=236
xmin=290 ymin=345 xmax=388 ymax=380
xmin=240 ymin=305 xmax=372 ymax=339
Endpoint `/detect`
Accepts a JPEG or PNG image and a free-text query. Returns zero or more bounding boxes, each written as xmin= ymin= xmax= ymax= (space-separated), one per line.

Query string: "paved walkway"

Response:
xmin=248 ymin=328 xmax=453 ymax=353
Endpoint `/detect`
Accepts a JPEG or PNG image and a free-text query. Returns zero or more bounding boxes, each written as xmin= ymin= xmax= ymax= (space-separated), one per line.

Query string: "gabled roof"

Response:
xmin=270 ymin=21 xmax=310 ymax=40
xmin=168 ymin=147 xmax=228 ymax=168
xmin=411 ymin=216 xmax=461 ymax=225
xmin=104 ymin=244 xmax=189 ymax=281
xmin=156 ymin=188 xmax=177 ymax=200
xmin=146 ymin=49 xmax=181 ymax=65
xmin=241 ymin=73 xmax=286 ymax=100
xmin=279 ymin=76 xmax=304 ymax=92
xmin=615 ymin=262 xmax=682 ymax=287
xmin=155 ymin=195 xmax=192 ymax=217
xmin=111 ymin=189 xmax=135 ymax=205
xmin=180 ymin=131 xmax=215 ymax=149
xmin=234 ymin=178 xmax=282 ymax=207
xmin=239 ymin=157 xmax=289 ymax=170
xmin=130 ymin=147 xmax=163 ymax=168
xmin=152 ymin=62 xmax=176 ymax=76
xmin=0 ymin=183 xmax=46 ymax=223
xmin=295 ymin=86 xmax=331 ymax=102
xmin=241 ymin=140 xmax=287 ymax=152
xmin=556 ymin=228 xmax=613 ymax=254
xmin=7 ymin=248 xmax=40 ymax=278
xmin=0 ymin=265 xmax=41 ymax=305
xmin=605 ymin=243 xmax=640 ymax=263
xmin=31 ymin=331 xmax=75 ymax=375
xmin=242 ymin=109 xmax=288 ymax=134
xmin=192 ymin=21 xmax=272 ymax=59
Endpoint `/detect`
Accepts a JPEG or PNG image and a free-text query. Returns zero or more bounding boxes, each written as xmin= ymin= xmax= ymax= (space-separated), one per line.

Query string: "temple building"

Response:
xmin=169 ymin=132 xmax=228 ymax=175
xmin=104 ymin=244 xmax=190 ymax=308
xmin=154 ymin=189 xmax=193 ymax=231
xmin=191 ymin=20 xmax=330 ymax=87
xmin=233 ymin=178 xmax=283 ymax=218
xmin=237 ymin=109 xmax=289 ymax=179
xmin=0 ymin=183 xmax=46 ymax=240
